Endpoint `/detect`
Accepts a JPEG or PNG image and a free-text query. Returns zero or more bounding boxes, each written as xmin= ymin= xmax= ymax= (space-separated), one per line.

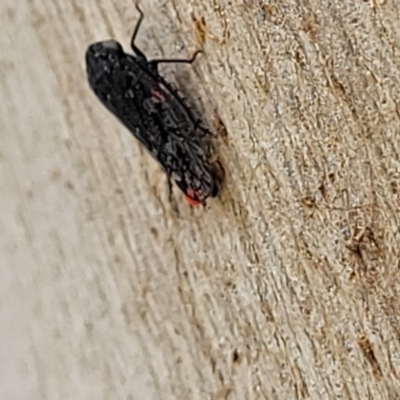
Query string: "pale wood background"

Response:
xmin=2 ymin=0 xmax=400 ymax=399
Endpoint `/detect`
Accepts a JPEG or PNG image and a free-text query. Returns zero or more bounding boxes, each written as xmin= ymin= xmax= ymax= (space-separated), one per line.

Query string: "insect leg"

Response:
xmin=166 ymin=177 xmax=180 ymax=213
xmin=150 ymin=50 xmax=202 ymax=69
xmin=131 ymin=5 xmax=147 ymax=60
xmin=167 ymin=176 xmax=174 ymax=201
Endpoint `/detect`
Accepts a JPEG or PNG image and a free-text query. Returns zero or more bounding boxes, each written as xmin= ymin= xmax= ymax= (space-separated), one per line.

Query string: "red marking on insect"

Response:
xmin=150 ymin=88 xmax=165 ymax=102
xmin=184 ymin=189 xmax=203 ymax=206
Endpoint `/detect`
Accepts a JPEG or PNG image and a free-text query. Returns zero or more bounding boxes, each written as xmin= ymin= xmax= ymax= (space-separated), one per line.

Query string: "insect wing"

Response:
xmin=86 ymin=44 xmax=163 ymax=157
xmin=142 ymin=79 xmax=217 ymax=202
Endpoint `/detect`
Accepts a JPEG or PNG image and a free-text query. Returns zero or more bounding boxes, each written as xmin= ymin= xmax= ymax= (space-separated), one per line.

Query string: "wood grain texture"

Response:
xmin=2 ymin=0 xmax=400 ymax=399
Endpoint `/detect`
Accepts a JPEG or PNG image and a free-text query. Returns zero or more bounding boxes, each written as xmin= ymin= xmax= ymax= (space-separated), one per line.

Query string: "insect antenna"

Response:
xmin=131 ymin=5 xmax=147 ymax=60
xmin=149 ymin=50 xmax=202 ymax=68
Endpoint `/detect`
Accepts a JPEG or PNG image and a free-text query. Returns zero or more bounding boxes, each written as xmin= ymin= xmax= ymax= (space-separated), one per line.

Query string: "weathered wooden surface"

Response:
xmin=2 ymin=0 xmax=400 ymax=399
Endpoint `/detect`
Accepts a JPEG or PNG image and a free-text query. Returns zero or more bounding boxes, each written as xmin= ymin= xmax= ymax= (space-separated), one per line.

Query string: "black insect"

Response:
xmin=85 ymin=6 xmax=223 ymax=205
